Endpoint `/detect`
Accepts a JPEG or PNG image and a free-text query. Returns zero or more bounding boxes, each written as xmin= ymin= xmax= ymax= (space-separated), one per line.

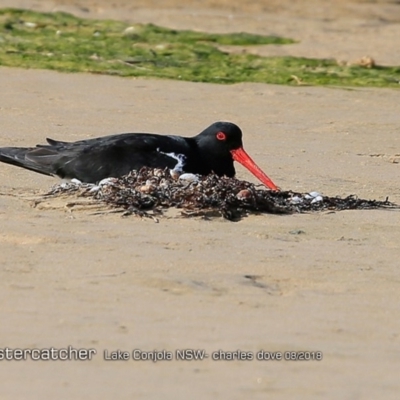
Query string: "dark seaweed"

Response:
xmin=45 ymin=167 xmax=399 ymax=221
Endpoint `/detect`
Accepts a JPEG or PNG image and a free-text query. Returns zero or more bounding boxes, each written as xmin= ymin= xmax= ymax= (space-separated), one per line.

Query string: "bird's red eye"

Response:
xmin=216 ymin=132 xmax=226 ymax=141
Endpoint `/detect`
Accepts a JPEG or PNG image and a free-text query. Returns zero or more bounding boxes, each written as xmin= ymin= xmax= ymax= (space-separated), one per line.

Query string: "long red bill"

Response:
xmin=231 ymin=147 xmax=279 ymax=191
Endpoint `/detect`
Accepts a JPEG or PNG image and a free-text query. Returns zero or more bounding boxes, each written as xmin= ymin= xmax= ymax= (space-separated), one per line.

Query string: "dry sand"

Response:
xmin=0 ymin=1 xmax=400 ymax=399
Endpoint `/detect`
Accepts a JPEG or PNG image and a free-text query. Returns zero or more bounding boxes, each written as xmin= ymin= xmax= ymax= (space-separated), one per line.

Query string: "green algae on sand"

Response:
xmin=0 ymin=8 xmax=399 ymax=87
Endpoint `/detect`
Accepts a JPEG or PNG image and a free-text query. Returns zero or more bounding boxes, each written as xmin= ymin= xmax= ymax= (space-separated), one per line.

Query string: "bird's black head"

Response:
xmin=193 ymin=121 xmax=243 ymax=177
xmin=194 ymin=121 xmax=279 ymax=190
xmin=196 ymin=121 xmax=243 ymax=153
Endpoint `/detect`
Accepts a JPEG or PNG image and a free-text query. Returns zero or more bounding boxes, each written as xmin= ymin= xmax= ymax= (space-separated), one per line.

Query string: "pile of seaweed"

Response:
xmin=44 ymin=167 xmax=398 ymax=221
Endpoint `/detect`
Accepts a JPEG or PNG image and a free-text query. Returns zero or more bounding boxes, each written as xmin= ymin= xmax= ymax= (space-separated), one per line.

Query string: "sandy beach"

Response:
xmin=1 ymin=1 xmax=400 ymax=399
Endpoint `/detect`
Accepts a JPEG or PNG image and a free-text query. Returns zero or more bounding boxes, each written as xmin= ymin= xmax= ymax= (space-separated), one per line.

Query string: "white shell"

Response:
xmin=145 ymin=178 xmax=158 ymax=186
xmin=290 ymin=196 xmax=303 ymax=204
xmin=311 ymin=195 xmax=323 ymax=203
xmin=89 ymin=186 xmax=100 ymax=193
xmin=70 ymin=178 xmax=82 ymax=185
xmin=98 ymin=177 xmax=116 ymax=186
xmin=179 ymin=173 xmax=199 ymax=183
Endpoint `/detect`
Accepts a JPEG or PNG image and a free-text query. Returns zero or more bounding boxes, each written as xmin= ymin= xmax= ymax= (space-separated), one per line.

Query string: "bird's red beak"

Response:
xmin=230 ymin=147 xmax=279 ymax=191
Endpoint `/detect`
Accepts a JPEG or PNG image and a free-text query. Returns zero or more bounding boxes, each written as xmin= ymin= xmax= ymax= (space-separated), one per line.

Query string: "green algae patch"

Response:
xmin=0 ymin=8 xmax=399 ymax=87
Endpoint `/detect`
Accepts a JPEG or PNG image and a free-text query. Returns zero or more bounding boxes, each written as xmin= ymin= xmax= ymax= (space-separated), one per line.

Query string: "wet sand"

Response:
xmin=0 ymin=1 xmax=400 ymax=399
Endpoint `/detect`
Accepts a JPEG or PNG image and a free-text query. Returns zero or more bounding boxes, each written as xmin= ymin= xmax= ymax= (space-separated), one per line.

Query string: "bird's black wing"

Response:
xmin=27 ymin=133 xmax=193 ymax=182
xmin=0 ymin=146 xmax=56 ymax=177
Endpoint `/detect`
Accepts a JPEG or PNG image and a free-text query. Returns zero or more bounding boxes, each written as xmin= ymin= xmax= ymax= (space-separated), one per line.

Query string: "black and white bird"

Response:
xmin=0 ymin=121 xmax=278 ymax=190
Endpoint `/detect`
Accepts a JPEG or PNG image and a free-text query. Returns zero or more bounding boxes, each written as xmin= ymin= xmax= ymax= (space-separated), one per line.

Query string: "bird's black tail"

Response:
xmin=0 ymin=147 xmax=54 ymax=177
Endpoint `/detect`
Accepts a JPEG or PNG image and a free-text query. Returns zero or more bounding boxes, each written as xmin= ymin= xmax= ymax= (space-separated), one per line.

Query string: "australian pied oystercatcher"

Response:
xmin=0 ymin=121 xmax=278 ymax=190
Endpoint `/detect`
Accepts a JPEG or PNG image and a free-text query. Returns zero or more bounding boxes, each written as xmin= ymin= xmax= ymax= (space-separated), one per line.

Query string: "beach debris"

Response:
xmin=354 ymin=56 xmax=376 ymax=68
xmin=40 ymin=167 xmax=399 ymax=221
